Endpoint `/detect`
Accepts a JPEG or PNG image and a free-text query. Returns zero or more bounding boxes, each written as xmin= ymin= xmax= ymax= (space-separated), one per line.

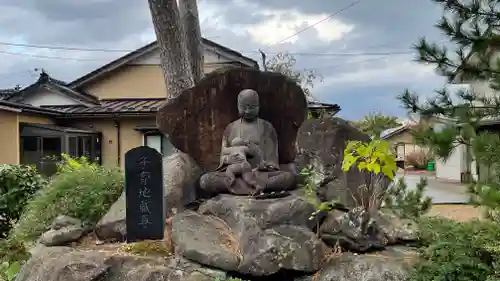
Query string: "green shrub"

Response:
xmin=0 ymin=237 xmax=29 ymax=263
xmin=409 ymin=217 xmax=500 ymax=281
xmin=12 ymin=154 xmax=123 ymax=241
xmin=383 ymin=176 xmax=432 ymax=219
xmin=0 ymin=165 xmax=47 ymax=238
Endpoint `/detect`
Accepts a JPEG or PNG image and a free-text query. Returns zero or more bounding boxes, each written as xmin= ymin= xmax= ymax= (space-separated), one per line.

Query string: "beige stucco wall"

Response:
xmin=385 ymin=130 xmax=414 ymax=145
xmin=0 ymin=110 xmax=19 ymax=164
xmin=80 ymin=63 xmax=233 ymax=100
xmin=82 ymin=65 xmax=167 ymax=99
xmin=18 ymin=114 xmax=55 ymax=124
xmin=385 ymin=130 xmax=429 ymax=157
xmin=69 ymin=117 xmax=155 ymax=168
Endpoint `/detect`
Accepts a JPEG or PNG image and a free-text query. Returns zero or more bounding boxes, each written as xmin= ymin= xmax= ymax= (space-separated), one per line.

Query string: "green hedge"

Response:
xmin=12 ymin=155 xmax=123 ymax=241
xmin=0 ymin=165 xmax=47 ymax=238
xmin=409 ymin=217 xmax=500 ymax=281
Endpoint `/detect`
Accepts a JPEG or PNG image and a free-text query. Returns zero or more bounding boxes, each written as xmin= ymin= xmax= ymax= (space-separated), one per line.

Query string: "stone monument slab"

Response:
xmin=124 ymin=146 xmax=164 ymax=242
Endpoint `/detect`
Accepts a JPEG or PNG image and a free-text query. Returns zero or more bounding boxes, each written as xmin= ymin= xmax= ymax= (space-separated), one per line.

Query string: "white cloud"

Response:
xmin=245 ymin=9 xmax=354 ymax=46
xmin=316 ymin=55 xmax=437 ymax=91
xmin=198 ymin=0 xmax=354 ymax=47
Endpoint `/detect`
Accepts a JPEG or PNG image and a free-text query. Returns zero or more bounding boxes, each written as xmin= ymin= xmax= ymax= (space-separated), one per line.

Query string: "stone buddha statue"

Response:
xmin=199 ymin=89 xmax=296 ymax=196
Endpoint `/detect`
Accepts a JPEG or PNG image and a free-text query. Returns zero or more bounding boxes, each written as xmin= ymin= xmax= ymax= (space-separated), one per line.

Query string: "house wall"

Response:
xmin=385 ymin=130 xmax=429 ymax=160
xmin=80 ymin=47 xmax=250 ymax=100
xmin=22 ymin=87 xmax=81 ymax=107
xmin=18 ymin=113 xmax=55 ymax=124
xmin=68 ymin=117 xmax=156 ymax=168
xmin=435 ymin=144 xmax=467 ymax=182
xmin=0 ymin=110 xmax=19 ymax=164
xmin=82 ymin=65 xmax=167 ymax=99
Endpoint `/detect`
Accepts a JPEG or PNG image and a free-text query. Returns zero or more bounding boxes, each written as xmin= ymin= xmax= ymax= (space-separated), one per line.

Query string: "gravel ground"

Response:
xmin=426 ymin=204 xmax=483 ymax=221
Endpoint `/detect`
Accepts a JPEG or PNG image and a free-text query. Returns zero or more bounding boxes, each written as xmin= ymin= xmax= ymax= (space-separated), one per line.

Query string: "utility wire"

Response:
xmin=0 ymin=41 xmax=132 ymax=53
xmin=0 ymin=48 xmax=413 ymax=62
xmin=0 ymin=39 xmax=412 ymax=57
xmin=0 ymin=50 xmax=105 ymax=61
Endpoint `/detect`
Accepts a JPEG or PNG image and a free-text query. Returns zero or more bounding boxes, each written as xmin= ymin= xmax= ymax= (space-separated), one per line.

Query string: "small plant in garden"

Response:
xmin=299 ymin=165 xmax=338 ymax=225
xmin=0 ymin=260 xmax=20 ymax=281
xmin=383 ymin=176 xmax=432 ymax=219
xmin=12 ymin=154 xmax=123 ymax=241
xmin=0 ymin=165 xmax=47 ymax=238
xmin=341 ymin=139 xmax=397 ymax=212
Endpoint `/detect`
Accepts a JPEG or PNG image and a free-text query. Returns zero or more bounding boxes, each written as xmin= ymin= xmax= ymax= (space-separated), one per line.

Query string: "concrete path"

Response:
xmin=394 ymin=172 xmax=469 ymax=204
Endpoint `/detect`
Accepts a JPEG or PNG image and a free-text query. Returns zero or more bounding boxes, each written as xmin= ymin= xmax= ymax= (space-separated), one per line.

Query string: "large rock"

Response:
xmin=196 ymin=194 xmax=329 ymax=276
xmin=95 ymin=192 xmax=126 ymax=241
xmin=297 ymin=246 xmax=419 ymax=281
xmin=40 ymin=226 xmax=84 ymax=246
xmin=171 ymin=211 xmax=241 ymax=271
xmin=375 ymin=209 xmax=419 ymax=245
xmin=163 ymin=151 xmax=203 ymax=217
xmin=296 ymin=118 xmax=388 ymax=209
xmin=319 ymin=207 xmax=388 ymax=252
xmin=157 ymin=67 xmax=308 ymax=171
xmin=40 ymin=215 xmax=85 ymax=246
xmin=16 ymin=246 xmax=227 ymax=281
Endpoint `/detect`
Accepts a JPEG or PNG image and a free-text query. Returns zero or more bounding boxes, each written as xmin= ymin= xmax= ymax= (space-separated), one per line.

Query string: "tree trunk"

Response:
xmin=147 ymin=0 xmax=194 ymax=99
xmin=178 ymin=0 xmax=204 ymax=83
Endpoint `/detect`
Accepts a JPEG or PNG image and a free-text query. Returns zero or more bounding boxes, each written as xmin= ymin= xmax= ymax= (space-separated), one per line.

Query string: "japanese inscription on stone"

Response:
xmin=125 ymin=146 xmax=164 ymax=242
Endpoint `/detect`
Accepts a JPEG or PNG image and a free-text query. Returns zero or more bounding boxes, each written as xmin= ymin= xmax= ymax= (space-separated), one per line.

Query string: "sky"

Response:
xmin=0 ymin=0 xmax=457 ymax=120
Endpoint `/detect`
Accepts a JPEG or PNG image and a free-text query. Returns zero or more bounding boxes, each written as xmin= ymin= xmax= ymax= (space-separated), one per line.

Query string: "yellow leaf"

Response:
xmin=358 ymin=162 xmax=367 ymax=170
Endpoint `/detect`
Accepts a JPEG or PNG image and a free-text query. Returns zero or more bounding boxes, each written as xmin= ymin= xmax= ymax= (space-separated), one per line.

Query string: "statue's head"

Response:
xmin=237 ymin=89 xmax=259 ymax=121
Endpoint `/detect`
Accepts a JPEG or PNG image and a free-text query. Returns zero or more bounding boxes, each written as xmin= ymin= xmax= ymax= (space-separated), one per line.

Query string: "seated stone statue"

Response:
xmin=199 ymin=89 xmax=296 ymax=196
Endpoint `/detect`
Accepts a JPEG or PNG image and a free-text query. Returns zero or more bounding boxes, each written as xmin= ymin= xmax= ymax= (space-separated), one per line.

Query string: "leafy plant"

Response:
xmin=0 ymin=165 xmax=47 ymax=238
xmin=410 ymin=217 xmax=500 ymax=281
xmin=12 ymin=154 xmax=123 ymax=241
xmin=299 ymin=165 xmax=338 ymax=229
xmin=0 ymin=260 xmax=21 ymax=281
xmin=341 ymin=139 xmax=397 ymax=212
xmin=383 ymin=176 xmax=432 ymax=219
xmin=266 ymin=52 xmax=323 ymax=98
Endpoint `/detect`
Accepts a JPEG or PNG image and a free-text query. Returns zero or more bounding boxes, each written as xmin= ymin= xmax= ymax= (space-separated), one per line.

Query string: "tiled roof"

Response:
xmin=43 ymin=98 xmax=165 ymax=115
xmin=380 ymin=124 xmax=409 ymax=140
xmin=41 ymin=98 xmax=340 ymax=116
xmin=68 ymin=39 xmax=259 ymax=89
xmin=7 ymin=72 xmax=99 ymax=105
xmin=0 ymin=89 xmax=19 ymax=100
xmin=0 ymin=99 xmax=62 ymax=115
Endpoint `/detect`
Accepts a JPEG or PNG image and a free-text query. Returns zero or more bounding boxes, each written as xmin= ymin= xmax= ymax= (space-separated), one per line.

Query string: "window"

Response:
xmin=144 ymin=134 xmax=163 ymax=154
xmin=143 ymin=133 xmax=174 ymax=156
xmin=143 ymin=132 xmax=175 ymax=156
